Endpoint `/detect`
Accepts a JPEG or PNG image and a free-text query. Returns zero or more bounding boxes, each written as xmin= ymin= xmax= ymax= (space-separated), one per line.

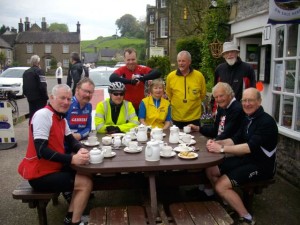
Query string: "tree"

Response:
xmin=146 ymin=56 xmax=171 ymax=79
xmin=48 ymin=23 xmax=69 ymax=32
xmin=116 ymin=14 xmax=139 ymax=37
xmin=0 ymin=25 xmax=9 ymax=35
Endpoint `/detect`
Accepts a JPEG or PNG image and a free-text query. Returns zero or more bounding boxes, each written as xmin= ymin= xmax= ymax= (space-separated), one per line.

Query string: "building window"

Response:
xmin=272 ymin=24 xmax=300 ymax=138
xmin=6 ymin=49 xmax=11 ymax=59
xmin=27 ymin=44 xmax=33 ymax=53
xmin=150 ymin=14 xmax=155 ymax=24
xmin=45 ymin=45 xmax=51 ymax=53
xmin=63 ymin=59 xmax=69 ymax=68
xmin=150 ymin=31 xmax=155 ymax=46
xmin=160 ymin=17 xmax=168 ymax=38
xmin=26 ymin=58 xmax=30 ymax=65
xmin=161 ymin=0 xmax=166 ymax=8
xmin=63 ymin=45 xmax=69 ymax=54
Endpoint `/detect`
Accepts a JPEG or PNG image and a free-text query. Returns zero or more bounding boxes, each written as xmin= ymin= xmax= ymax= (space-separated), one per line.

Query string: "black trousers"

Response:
xmin=28 ymin=99 xmax=48 ymax=123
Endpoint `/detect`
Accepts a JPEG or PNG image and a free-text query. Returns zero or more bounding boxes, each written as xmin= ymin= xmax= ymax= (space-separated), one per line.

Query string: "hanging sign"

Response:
xmin=268 ymin=0 xmax=300 ymax=24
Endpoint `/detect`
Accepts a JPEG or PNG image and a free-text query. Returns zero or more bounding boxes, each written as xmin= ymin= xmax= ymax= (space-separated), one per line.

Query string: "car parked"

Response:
xmin=0 ymin=67 xmax=29 ymax=97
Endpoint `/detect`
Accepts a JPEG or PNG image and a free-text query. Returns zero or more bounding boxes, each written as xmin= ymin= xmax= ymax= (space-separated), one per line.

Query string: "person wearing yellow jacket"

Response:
xmin=166 ymin=51 xmax=206 ymax=129
xmin=138 ymin=78 xmax=171 ymax=130
xmin=95 ymin=82 xmax=139 ymax=134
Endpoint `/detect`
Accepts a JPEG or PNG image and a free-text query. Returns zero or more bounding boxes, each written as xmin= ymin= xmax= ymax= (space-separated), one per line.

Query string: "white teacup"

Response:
xmin=102 ymin=146 xmax=112 ymax=157
xmin=181 ymin=134 xmax=192 ymax=143
xmin=183 ymin=126 xmax=191 ymax=134
xmin=128 ymin=141 xmax=138 ymax=151
xmin=102 ymin=136 xmax=112 ymax=145
xmin=178 ymin=143 xmax=190 ymax=151
xmin=88 ymin=136 xmax=98 ymax=145
xmin=162 ymin=145 xmax=173 ymax=156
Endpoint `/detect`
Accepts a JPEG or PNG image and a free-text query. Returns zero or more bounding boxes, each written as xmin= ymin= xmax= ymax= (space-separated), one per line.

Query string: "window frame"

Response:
xmin=45 ymin=44 xmax=52 ymax=54
xmin=26 ymin=44 xmax=33 ymax=54
xmin=160 ymin=17 xmax=168 ymax=38
xmin=63 ymin=45 xmax=69 ymax=54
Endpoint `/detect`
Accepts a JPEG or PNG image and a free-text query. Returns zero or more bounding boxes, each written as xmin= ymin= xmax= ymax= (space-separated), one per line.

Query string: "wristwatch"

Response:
xmin=220 ymin=145 xmax=224 ymax=153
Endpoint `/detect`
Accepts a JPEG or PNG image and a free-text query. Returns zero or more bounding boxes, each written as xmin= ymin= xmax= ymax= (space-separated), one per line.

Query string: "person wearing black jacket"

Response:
xmin=189 ymin=82 xmax=244 ymax=140
xmin=206 ymin=88 xmax=278 ymax=225
xmin=67 ymin=52 xmax=84 ymax=95
xmin=22 ymin=55 xmax=48 ymax=123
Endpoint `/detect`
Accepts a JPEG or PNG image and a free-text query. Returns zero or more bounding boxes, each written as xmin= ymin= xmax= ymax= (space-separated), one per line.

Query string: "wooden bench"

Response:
xmin=169 ymin=201 xmax=234 ymax=225
xmin=240 ymin=178 xmax=276 ymax=213
xmin=12 ymin=180 xmax=59 ymax=225
xmin=89 ymin=206 xmax=151 ymax=225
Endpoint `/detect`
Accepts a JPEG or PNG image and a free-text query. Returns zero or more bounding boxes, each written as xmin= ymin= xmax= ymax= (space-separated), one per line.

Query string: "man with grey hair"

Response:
xmin=18 ymin=84 xmax=93 ymax=225
xmin=23 ymin=54 xmax=48 ymax=122
xmin=214 ymin=42 xmax=256 ymax=102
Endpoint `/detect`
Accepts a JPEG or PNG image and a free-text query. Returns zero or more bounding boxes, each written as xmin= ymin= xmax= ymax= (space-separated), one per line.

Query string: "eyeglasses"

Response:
xmin=112 ymin=92 xmax=124 ymax=96
xmin=240 ymin=98 xmax=256 ymax=104
xmin=80 ymin=88 xmax=94 ymax=95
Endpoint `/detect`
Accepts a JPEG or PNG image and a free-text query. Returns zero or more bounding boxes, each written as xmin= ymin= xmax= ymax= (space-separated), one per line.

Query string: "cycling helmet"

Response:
xmin=108 ymin=82 xmax=126 ymax=93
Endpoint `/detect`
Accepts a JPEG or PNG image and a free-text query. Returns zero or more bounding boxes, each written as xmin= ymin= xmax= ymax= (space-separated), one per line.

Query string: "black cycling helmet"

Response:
xmin=108 ymin=82 xmax=126 ymax=93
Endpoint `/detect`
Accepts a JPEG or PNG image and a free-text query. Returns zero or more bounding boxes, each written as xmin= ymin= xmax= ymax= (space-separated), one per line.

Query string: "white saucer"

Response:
xmin=179 ymin=132 xmax=194 ymax=138
xmin=124 ymin=146 xmax=142 ymax=153
xmin=179 ymin=139 xmax=196 ymax=145
xmin=160 ymin=151 xmax=176 ymax=158
xmin=110 ymin=133 xmax=125 ymax=137
xmin=173 ymin=146 xmax=194 ymax=152
xmin=82 ymin=141 xmax=100 ymax=147
xmin=104 ymin=152 xmax=116 ymax=158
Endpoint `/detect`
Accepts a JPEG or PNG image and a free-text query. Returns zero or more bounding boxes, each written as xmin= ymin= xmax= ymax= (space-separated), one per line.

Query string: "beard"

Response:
xmin=225 ymin=58 xmax=237 ymax=66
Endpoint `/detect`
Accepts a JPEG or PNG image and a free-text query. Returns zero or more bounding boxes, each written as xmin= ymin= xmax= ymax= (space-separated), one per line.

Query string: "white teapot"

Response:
xmin=151 ymin=127 xmax=163 ymax=141
xmin=145 ymin=140 xmax=160 ymax=161
xmin=136 ymin=124 xmax=148 ymax=142
xmin=89 ymin=147 xmax=104 ymax=164
xmin=122 ymin=134 xmax=132 ymax=147
xmin=169 ymin=125 xmax=180 ymax=143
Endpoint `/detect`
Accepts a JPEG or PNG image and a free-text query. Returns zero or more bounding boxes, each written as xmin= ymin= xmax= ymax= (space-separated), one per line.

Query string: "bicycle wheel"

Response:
xmin=7 ymin=99 xmax=19 ymax=125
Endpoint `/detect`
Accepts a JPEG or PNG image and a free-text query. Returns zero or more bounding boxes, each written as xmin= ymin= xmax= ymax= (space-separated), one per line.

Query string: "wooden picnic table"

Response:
xmin=72 ymin=130 xmax=224 ymax=219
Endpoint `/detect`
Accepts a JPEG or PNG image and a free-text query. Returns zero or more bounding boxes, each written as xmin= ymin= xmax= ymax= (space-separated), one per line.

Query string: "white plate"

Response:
xmin=104 ymin=152 xmax=116 ymax=158
xmin=173 ymin=146 xmax=194 ymax=152
xmin=179 ymin=139 xmax=196 ymax=145
xmin=160 ymin=151 xmax=176 ymax=158
xmin=82 ymin=141 xmax=100 ymax=147
xmin=124 ymin=146 xmax=143 ymax=153
xmin=178 ymin=152 xmax=198 ymax=159
xmin=110 ymin=133 xmax=125 ymax=137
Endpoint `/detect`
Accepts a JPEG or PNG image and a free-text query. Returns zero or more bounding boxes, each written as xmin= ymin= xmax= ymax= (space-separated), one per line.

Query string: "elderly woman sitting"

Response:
xmin=138 ymin=78 xmax=171 ymax=130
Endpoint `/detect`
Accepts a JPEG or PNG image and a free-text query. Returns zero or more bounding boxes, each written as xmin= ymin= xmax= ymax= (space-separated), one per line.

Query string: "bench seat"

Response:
xmin=89 ymin=206 xmax=149 ymax=225
xmin=12 ymin=180 xmax=59 ymax=225
xmin=169 ymin=201 xmax=234 ymax=225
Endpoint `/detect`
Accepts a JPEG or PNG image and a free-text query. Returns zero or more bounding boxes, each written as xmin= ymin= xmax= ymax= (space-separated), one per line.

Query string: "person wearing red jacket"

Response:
xmin=109 ymin=48 xmax=161 ymax=113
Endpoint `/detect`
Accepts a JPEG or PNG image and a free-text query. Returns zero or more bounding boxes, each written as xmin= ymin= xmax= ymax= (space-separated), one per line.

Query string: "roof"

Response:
xmin=16 ymin=31 xmax=80 ymax=44
xmin=83 ymin=53 xmax=99 ymax=63
xmin=100 ymin=48 xmax=118 ymax=57
xmin=0 ymin=37 xmax=11 ymax=48
xmin=0 ymin=33 xmax=17 ymax=47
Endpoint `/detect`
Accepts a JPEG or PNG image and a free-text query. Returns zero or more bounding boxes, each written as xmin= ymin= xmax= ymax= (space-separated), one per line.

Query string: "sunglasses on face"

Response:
xmin=112 ymin=92 xmax=124 ymax=96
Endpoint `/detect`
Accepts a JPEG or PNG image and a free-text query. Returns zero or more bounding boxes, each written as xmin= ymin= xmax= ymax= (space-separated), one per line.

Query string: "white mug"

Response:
xmin=181 ymin=134 xmax=191 ymax=143
xmin=183 ymin=126 xmax=191 ymax=134
xmin=88 ymin=136 xmax=98 ymax=145
xmin=102 ymin=146 xmax=112 ymax=156
xmin=102 ymin=136 xmax=112 ymax=145
xmin=128 ymin=141 xmax=138 ymax=151
xmin=162 ymin=145 xmax=173 ymax=156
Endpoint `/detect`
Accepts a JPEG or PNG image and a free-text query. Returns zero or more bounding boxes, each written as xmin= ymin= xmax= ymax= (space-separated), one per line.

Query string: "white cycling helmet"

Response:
xmin=108 ymin=82 xmax=126 ymax=93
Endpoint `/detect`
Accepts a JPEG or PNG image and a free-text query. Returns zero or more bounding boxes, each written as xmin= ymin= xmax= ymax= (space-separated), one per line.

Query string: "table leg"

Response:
xmin=148 ymin=173 xmax=157 ymax=217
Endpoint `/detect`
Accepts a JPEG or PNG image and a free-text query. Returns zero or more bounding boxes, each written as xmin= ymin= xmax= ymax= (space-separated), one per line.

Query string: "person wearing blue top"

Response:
xmin=66 ymin=78 xmax=95 ymax=141
xmin=138 ymin=78 xmax=171 ymax=130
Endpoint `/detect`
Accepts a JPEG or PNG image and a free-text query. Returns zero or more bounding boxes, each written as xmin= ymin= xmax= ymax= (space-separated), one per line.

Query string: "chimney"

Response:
xmin=41 ymin=17 xmax=47 ymax=31
xmin=24 ymin=17 xmax=30 ymax=31
xmin=76 ymin=21 xmax=81 ymax=33
xmin=11 ymin=27 xmax=17 ymax=33
xmin=18 ymin=18 xmax=23 ymax=33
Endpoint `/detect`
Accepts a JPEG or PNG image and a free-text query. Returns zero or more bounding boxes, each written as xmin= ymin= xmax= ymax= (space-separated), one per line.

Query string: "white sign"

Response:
xmin=149 ymin=47 xmax=164 ymax=57
xmin=268 ymin=0 xmax=300 ymax=24
xmin=0 ymin=101 xmax=16 ymax=144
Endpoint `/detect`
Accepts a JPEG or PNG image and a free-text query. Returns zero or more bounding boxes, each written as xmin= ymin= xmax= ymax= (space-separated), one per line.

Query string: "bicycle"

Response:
xmin=0 ymin=89 xmax=19 ymax=125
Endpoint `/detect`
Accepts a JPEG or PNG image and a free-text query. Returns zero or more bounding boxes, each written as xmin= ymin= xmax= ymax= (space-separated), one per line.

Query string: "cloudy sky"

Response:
xmin=0 ymin=0 xmax=155 ymax=40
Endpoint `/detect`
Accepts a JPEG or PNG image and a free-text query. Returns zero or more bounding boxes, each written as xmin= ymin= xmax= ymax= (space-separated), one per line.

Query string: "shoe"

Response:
xmin=64 ymin=216 xmax=71 ymax=225
xmin=235 ymin=217 xmax=256 ymax=225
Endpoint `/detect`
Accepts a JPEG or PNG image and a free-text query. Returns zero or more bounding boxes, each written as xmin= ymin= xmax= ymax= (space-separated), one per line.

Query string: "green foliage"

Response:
xmin=146 ymin=56 xmax=171 ymax=80
xmin=176 ymin=36 xmax=203 ymax=70
xmin=199 ymin=0 xmax=229 ymax=92
xmin=50 ymin=58 xmax=57 ymax=69
xmin=0 ymin=52 xmax=5 ymax=66
xmin=48 ymin=23 xmax=69 ymax=32
xmin=0 ymin=25 xmax=9 ymax=35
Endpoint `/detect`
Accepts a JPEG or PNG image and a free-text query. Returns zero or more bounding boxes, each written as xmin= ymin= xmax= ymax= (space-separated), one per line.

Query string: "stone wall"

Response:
xmin=277 ymin=134 xmax=300 ymax=188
